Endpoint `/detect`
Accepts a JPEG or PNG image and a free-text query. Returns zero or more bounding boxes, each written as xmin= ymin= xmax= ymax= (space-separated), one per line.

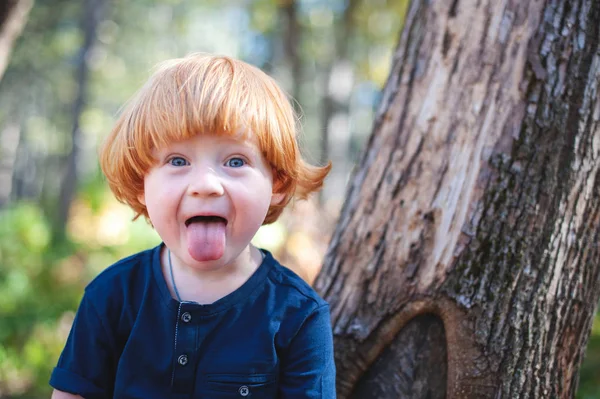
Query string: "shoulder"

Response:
xmin=73 ymin=245 xmax=162 ymax=341
xmin=263 ymin=251 xmax=329 ymax=311
xmin=85 ymin=245 xmax=157 ymax=295
xmin=81 ymin=245 xmax=161 ymax=323
xmin=260 ymin=251 xmax=333 ymax=357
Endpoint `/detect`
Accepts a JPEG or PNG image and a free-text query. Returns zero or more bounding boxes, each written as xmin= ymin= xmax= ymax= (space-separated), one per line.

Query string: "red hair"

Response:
xmin=99 ymin=53 xmax=331 ymax=224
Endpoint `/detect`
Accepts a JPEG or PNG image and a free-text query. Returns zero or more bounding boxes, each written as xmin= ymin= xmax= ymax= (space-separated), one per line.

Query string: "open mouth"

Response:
xmin=185 ymin=215 xmax=228 ymax=227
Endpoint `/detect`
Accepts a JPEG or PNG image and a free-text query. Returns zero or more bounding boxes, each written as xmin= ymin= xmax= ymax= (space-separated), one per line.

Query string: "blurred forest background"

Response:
xmin=0 ymin=0 xmax=598 ymax=397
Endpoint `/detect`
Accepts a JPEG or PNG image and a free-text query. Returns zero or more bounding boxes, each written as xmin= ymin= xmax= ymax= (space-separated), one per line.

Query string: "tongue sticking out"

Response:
xmin=186 ymin=217 xmax=227 ymax=262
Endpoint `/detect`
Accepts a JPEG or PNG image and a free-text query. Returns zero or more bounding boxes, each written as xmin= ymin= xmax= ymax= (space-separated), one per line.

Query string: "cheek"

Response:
xmin=236 ymin=183 xmax=272 ymax=218
xmin=142 ymin=176 xmax=174 ymax=220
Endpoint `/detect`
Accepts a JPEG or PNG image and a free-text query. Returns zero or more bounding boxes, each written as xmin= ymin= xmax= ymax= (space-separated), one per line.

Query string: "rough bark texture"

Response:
xmin=0 ymin=0 xmax=32 ymax=81
xmin=314 ymin=0 xmax=600 ymax=398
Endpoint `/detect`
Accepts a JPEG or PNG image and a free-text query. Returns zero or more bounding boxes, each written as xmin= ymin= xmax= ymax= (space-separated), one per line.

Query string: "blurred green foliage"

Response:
xmin=0 ymin=200 xmax=161 ymax=398
xmin=578 ymin=319 xmax=600 ymax=398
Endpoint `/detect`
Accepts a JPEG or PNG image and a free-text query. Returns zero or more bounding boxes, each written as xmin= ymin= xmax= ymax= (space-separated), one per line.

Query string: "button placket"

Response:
xmin=171 ymin=303 xmax=197 ymax=393
xmin=177 ymin=311 xmax=192 ymax=367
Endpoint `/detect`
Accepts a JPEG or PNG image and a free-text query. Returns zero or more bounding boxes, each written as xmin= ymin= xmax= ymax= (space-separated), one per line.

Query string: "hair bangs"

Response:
xmin=128 ymin=57 xmax=255 ymax=163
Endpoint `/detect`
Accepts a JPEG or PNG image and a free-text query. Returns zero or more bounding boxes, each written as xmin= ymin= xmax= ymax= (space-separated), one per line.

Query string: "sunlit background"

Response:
xmin=0 ymin=0 xmax=598 ymax=397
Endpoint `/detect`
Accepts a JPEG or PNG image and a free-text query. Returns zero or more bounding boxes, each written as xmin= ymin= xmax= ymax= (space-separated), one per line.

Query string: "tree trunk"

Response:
xmin=56 ymin=0 xmax=105 ymax=237
xmin=314 ymin=0 xmax=600 ymax=398
xmin=0 ymin=123 xmax=21 ymax=206
xmin=319 ymin=0 xmax=357 ymax=204
xmin=280 ymin=0 xmax=301 ymax=103
xmin=0 ymin=0 xmax=32 ymax=81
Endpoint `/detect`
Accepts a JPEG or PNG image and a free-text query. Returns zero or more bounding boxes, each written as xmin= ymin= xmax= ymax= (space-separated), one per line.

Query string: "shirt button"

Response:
xmin=178 ymin=354 xmax=188 ymax=366
xmin=239 ymin=386 xmax=249 ymax=397
xmin=181 ymin=312 xmax=192 ymax=323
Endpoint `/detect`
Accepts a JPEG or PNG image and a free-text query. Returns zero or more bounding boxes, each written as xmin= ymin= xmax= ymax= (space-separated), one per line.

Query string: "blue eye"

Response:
xmin=226 ymin=157 xmax=245 ymax=168
xmin=169 ymin=157 xmax=188 ymax=167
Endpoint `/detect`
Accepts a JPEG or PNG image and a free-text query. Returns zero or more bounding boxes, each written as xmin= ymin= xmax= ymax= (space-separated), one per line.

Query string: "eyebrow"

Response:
xmin=227 ymin=142 xmax=262 ymax=157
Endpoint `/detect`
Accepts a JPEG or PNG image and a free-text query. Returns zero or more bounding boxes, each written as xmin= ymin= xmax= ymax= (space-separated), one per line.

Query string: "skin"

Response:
xmin=52 ymin=132 xmax=284 ymax=397
xmin=142 ymin=133 xmax=284 ymax=303
xmin=51 ymin=391 xmax=82 ymax=399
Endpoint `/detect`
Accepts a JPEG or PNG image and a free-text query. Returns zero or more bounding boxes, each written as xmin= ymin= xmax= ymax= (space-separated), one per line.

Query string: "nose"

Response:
xmin=187 ymin=165 xmax=224 ymax=197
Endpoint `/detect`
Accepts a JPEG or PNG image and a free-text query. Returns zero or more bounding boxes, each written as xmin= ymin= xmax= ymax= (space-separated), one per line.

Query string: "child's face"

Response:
xmin=139 ymin=132 xmax=282 ymax=272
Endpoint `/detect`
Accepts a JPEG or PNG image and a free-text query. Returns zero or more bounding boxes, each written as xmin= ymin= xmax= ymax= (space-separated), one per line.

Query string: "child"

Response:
xmin=49 ymin=53 xmax=336 ymax=398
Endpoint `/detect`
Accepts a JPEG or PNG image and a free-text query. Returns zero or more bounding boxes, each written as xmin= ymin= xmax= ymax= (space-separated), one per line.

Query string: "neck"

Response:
xmin=162 ymin=245 xmax=263 ymax=304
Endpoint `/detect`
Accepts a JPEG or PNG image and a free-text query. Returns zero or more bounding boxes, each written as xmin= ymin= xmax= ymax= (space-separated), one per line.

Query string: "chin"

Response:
xmin=188 ymin=255 xmax=234 ymax=271
xmin=188 ymin=257 xmax=224 ymax=268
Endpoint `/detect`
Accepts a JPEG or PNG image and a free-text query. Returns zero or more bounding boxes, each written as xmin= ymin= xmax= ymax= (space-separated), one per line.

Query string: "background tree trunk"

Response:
xmin=319 ymin=0 xmax=357 ymax=205
xmin=0 ymin=0 xmax=33 ymax=81
xmin=314 ymin=0 xmax=600 ymax=397
xmin=0 ymin=0 xmax=32 ymax=207
xmin=56 ymin=0 xmax=106 ymax=238
xmin=280 ymin=0 xmax=301 ymax=104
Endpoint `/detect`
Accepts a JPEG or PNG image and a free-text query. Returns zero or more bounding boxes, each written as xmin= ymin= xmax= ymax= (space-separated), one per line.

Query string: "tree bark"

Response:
xmin=0 ymin=0 xmax=33 ymax=81
xmin=314 ymin=0 xmax=600 ymax=398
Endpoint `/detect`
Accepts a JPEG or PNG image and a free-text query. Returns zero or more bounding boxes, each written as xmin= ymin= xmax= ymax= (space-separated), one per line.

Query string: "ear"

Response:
xmin=270 ymin=170 xmax=286 ymax=206
xmin=270 ymin=192 xmax=285 ymax=206
xmin=137 ymin=192 xmax=146 ymax=206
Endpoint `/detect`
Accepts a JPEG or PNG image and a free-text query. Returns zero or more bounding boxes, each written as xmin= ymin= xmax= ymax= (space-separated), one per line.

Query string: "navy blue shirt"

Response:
xmin=50 ymin=244 xmax=336 ymax=398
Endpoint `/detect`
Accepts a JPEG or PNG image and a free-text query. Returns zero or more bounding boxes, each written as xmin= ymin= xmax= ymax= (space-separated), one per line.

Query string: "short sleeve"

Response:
xmin=49 ymin=291 xmax=117 ymax=399
xmin=278 ymin=304 xmax=336 ymax=398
